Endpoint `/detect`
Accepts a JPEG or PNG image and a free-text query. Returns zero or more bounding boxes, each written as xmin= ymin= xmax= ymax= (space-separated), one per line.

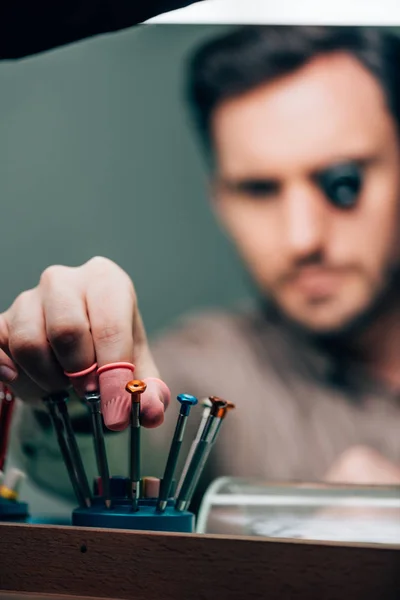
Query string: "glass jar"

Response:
xmin=197 ymin=477 xmax=400 ymax=545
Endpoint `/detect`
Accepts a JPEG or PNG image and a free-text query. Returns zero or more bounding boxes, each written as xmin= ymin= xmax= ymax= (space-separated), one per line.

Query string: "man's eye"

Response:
xmin=230 ymin=179 xmax=280 ymax=199
xmin=315 ymin=162 xmax=364 ymax=209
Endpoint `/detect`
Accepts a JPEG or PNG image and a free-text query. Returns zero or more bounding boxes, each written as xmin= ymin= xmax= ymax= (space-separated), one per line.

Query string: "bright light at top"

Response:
xmin=146 ymin=0 xmax=400 ymax=25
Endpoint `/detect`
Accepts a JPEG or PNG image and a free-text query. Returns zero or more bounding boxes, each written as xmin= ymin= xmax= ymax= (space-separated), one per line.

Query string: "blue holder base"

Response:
xmin=0 ymin=478 xmax=194 ymax=533
xmin=72 ymin=498 xmax=194 ymax=533
xmin=0 ymin=497 xmax=29 ymax=522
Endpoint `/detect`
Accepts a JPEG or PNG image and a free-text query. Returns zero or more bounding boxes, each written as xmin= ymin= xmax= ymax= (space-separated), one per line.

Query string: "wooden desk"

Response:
xmin=0 ymin=522 xmax=399 ymax=599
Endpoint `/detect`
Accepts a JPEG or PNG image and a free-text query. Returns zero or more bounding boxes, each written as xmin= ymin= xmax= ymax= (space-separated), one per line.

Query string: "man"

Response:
xmin=1 ymin=26 xmax=400 ymax=506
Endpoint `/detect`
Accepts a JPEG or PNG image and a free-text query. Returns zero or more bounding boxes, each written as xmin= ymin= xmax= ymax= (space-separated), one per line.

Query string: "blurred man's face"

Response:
xmin=211 ymin=53 xmax=400 ymax=334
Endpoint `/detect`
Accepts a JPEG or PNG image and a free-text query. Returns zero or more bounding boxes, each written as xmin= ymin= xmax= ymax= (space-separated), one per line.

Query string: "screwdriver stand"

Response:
xmin=0 ymin=496 xmax=29 ymax=523
xmin=72 ymin=477 xmax=194 ymax=532
xmin=73 ymin=497 xmax=194 ymax=532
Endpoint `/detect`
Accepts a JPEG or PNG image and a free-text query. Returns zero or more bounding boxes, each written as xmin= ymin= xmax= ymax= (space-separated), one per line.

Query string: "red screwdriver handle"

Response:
xmin=0 ymin=385 xmax=16 ymax=472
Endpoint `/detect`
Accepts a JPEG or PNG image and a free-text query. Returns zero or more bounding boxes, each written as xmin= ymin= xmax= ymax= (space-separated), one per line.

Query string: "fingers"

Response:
xmin=0 ymin=257 xmax=170 ymax=430
xmin=84 ymin=257 xmax=136 ymax=366
xmin=140 ymin=377 xmax=171 ymax=428
xmin=40 ymin=266 xmax=95 ymax=374
xmin=0 ymin=314 xmax=49 ymax=405
xmin=133 ymin=317 xmax=170 ymax=428
xmin=84 ymin=258 xmax=169 ymax=430
xmin=39 ymin=265 xmax=97 ymax=397
xmin=7 ymin=288 xmax=68 ymax=392
xmin=85 ymin=258 xmax=139 ymax=430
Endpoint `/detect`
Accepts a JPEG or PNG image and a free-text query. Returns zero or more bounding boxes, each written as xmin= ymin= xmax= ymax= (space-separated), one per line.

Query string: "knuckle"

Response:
xmin=87 ymin=256 xmax=115 ymax=273
xmin=47 ymin=320 xmax=87 ymax=353
xmin=12 ymin=289 xmax=35 ymax=310
xmin=9 ymin=329 xmax=43 ymax=360
xmin=87 ymin=257 xmax=136 ymax=296
xmin=40 ymin=264 xmax=68 ymax=286
xmin=94 ymin=322 xmax=125 ymax=347
xmin=6 ymin=291 xmax=40 ymax=357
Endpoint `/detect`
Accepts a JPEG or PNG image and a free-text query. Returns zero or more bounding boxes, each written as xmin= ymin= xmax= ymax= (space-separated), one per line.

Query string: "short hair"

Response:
xmin=186 ymin=26 xmax=400 ymax=159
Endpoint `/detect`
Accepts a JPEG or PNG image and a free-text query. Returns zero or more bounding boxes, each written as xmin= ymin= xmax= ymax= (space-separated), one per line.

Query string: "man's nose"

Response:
xmin=282 ymin=183 xmax=327 ymax=261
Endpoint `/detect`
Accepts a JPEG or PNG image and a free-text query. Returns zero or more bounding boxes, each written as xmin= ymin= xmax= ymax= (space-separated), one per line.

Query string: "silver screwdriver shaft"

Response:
xmin=84 ymin=391 xmax=112 ymax=508
xmin=43 ymin=395 xmax=89 ymax=507
xmin=52 ymin=392 xmax=92 ymax=506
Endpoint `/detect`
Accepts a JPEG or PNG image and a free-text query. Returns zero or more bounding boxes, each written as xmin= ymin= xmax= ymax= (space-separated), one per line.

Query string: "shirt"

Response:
xmin=11 ymin=305 xmax=400 ymax=506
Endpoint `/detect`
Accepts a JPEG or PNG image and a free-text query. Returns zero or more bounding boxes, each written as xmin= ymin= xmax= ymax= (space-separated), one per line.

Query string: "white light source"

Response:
xmin=146 ymin=0 xmax=400 ymax=25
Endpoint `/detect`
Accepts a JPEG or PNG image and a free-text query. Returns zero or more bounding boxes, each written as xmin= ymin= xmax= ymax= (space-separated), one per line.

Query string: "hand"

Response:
xmin=324 ymin=445 xmax=400 ymax=485
xmin=0 ymin=256 xmax=170 ymax=430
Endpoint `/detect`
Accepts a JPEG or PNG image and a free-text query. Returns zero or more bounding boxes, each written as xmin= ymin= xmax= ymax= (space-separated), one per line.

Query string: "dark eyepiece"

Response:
xmin=316 ymin=162 xmax=363 ymax=209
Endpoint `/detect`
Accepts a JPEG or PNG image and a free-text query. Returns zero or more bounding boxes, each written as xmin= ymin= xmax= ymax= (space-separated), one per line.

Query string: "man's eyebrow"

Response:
xmin=309 ymin=153 xmax=379 ymax=179
xmin=217 ymin=176 xmax=281 ymax=193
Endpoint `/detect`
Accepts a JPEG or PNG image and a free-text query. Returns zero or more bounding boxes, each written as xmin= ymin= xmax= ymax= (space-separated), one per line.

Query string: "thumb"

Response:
xmin=98 ymin=347 xmax=170 ymax=432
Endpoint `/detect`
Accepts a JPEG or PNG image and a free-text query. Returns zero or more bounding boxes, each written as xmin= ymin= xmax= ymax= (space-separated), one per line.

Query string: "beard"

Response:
xmin=251 ymin=263 xmax=400 ymax=348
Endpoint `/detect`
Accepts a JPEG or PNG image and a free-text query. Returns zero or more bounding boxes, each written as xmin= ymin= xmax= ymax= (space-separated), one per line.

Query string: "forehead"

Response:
xmin=211 ymin=52 xmax=395 ymax=177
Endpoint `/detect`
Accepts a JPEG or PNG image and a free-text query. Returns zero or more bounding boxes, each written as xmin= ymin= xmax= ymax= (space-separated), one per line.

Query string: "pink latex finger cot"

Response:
xmin=97 ymin=362 xmax=170 ymax=431
xmin=65 ymin=363 xmax=99 ymax=398
xmin=97 ymin=362 xmax=136 ymax=431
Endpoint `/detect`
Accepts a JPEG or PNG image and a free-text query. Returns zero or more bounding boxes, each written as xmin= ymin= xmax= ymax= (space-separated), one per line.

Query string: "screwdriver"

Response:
xmin=43 ymin=395 xmax=89 ymax=507
xmin=175 ymin=397 xmax=227 ymax=512
xmin=183 ymin=400 xmax=235 ymax=510
xmin=125 ymin=380 xmax=147 ymax=511
xmin=175 ymin=397 xmax=235 ymax=512
xmin=52 ymin=392 xmax=92 ymax=506
xmin=156 ymin=394 xmax=198 ymax=512
xmin=84 ymin=391 xmax=111 ymax=508
xmin=0 ymin=386 xmax=16 ymax=472
xmin=175 ymin=398 xmax=211 ymax=498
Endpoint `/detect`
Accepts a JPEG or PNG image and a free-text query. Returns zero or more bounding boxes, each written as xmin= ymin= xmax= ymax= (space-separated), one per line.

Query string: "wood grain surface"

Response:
xmin=0 ymin=523 xmax=399 ymax=600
